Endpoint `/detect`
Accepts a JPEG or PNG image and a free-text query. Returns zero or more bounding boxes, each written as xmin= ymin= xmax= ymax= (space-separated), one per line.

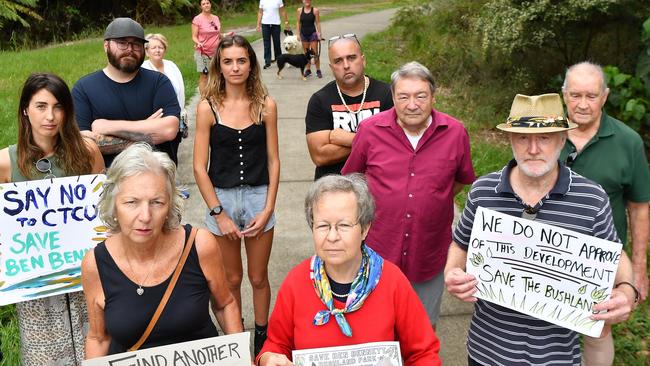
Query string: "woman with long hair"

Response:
xmin=0 ymin=73 xmax=104 ymax=365
xmin=192 ymin=0 xmax=222 ymax=94
xmin=193 ymin=35 xmax=280 ymax=357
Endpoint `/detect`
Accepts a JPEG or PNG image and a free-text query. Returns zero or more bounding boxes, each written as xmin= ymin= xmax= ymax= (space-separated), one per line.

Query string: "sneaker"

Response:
xmin=316 ymin=70 xmax=322 ymax=78
xmin=304 ymin=69 xmax=312 ymax=77
xmin=254 ymin=326 xmax=267 ymax=357
xmin=263 ymin=63 xmax=271 ymax=69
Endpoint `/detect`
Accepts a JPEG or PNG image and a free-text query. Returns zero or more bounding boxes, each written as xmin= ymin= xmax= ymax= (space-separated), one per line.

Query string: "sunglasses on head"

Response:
xmin=327 ymin=33 xmax=358 ymax=47
xmin=35 ymin=158 xmax=56 ymax=179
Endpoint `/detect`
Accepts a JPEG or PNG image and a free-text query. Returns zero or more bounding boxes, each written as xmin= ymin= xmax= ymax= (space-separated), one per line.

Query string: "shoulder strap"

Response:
xmin=128 ymin=227 xmax=198 ymax=351
xmin=258 ymin=95 xmax=267 ymax=123
xmin=206 ymin=99 xmax=220 ymax=124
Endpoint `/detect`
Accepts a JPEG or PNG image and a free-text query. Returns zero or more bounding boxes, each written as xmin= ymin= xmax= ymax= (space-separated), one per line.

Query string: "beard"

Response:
xmin=107 ymin=48 xmax=144 ymax=74
xmin=513 ymin=147 xmax=562 ymax=178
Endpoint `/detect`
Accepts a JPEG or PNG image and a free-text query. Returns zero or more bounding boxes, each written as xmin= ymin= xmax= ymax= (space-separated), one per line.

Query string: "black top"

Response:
xmin=95 ymin=224 xmax=218 ymax=354
xmin=207 ymin=100 xmax=269 ymax=188
xmin=305 ymin=78 xmax=393 ymax=180
xmin=299 ymin=7 xmax=316 ymax=36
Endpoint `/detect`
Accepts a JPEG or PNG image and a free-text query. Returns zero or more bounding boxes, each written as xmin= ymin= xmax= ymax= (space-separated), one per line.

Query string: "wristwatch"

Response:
xmin=209 ymin=205 xmax=223 ymax=216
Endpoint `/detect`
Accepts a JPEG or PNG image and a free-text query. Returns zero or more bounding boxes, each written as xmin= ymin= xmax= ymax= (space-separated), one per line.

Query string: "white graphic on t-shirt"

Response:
xmin=333 ymin=108 xmax=380 ymax=132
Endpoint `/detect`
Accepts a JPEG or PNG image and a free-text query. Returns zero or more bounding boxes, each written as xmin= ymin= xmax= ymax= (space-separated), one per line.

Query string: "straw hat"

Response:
xmin=496 ymin=93 xmax=577 ymax=133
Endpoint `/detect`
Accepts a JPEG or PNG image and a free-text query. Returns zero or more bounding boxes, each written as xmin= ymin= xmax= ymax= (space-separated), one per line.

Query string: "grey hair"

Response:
xmin=561 ymin=61 xmax=608 ymax=93
xmin=304 ymin=173 xmax=375 ymax=232
xmin=98 ymin=143 xmax=183 ymax=233
xmin=144 ymin=33 xmax=168 ymax=50
xmin=390 ymin=61 xmax=436 ymax=94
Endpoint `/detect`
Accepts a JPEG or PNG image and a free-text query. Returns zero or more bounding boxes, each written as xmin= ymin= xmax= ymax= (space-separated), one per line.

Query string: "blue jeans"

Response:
xmin=261 ymin=23 xmax=282 ymax=65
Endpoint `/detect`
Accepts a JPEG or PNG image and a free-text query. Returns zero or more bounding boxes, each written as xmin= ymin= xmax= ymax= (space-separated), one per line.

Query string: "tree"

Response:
xmin=0 ymin=0 xmax=42 ymax=29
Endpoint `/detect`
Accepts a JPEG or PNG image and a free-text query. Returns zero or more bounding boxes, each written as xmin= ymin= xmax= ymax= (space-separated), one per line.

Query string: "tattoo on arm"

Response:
xmin=107 ymin=131 xmax=155 ymax=145
xmin=95 ymin=135 xmax=135 ymax=155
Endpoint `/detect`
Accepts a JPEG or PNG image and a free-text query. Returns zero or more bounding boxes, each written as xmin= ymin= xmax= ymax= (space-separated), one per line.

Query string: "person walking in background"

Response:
xmin=559 ymin=61 xmax=650 ymax=365
xmin=193 ymin=35 xmax=280 ymax=357
xmin=342 ymin=61 xmax=475 ymax=329
xmin=72 ymin=17 xmax=180 ymax=167
xmin=305 ymin=34 xmax=393 ymax=180
xmin=142 ymin=33 xmax=187 ymax=174
xmin=0 ymin=73 xmax=104 ymax=365
xmin=192 ymin=0 xmax=222 ymax=94
xmin=296 ymin=0 xmax=322 ymax=78
xmin=257 ymin=0 xmax=290 ymax=69
xmin=82 ymin=143 xmax=242 ymax=357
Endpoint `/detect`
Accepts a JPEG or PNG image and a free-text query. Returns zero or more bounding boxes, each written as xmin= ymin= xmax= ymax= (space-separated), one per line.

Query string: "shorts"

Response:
xmin=411 ymin=271 xmax=445 ymax=325
xmin=204 ymin=185 xmax=276 ymax=236
xmin=301 ymin=32 xmax=319 ymax=42
xmin=194 ymin=51 xmax=212 ymax=74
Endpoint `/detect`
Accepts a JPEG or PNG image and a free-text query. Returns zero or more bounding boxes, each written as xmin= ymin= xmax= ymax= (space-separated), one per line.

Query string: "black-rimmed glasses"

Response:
xmin=35 ymin=158 xmax=56 ymax=179
xmin=328 ymin=33 xmax=358 ymax=47
xmin=111 ymin=39 xmax=144 ymax=51
xmin=565 ymin=151 xmax=578 ymax=167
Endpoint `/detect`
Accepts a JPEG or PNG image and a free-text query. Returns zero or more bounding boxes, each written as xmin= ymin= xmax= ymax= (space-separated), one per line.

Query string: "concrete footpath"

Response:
xmin=177 ymin=8 xmax=472 ymax=365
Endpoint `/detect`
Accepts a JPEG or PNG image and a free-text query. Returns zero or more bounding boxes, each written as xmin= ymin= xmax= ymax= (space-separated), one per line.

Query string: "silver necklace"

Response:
xmin=126 ymin=245 xmax=162 ymax=296
xmin=336 ymin=76 xmax=368 ymax=115
xmin=331 ymin=289 xmax=350 ymax=297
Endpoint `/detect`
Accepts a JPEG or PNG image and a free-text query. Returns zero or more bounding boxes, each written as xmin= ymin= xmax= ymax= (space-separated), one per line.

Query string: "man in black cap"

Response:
xmin=72 ymin=17 xmax=180 ymax=166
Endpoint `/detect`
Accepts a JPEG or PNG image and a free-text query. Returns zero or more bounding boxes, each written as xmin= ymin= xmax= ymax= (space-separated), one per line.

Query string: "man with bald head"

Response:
xmin=560 ymin=61 xmax=650 ymax=365
xmin=305 ymin=34 xmax=393 ymax=180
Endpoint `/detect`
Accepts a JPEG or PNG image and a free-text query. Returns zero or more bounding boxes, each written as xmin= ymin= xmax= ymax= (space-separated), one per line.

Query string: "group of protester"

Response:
xmin=0 ymin=1 xmax=648 ymax=366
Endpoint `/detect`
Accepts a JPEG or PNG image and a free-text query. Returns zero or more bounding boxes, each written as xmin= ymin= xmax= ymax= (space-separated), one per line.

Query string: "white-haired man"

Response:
xmin=560 ymin=61 xmax=650 ymax=365
xmin=445 ymin=93 xmax=637 ymax=365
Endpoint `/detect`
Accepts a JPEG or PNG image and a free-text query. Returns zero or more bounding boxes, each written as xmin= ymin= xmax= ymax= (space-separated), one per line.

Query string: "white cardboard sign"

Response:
xmin=466 ymin=206 xmax=622 ymax=337
xmin=292 ymin=341 xmax=402 ymax=366
xmin=82 ymin=332 xmax=250 ymax=366
xmin=0 ymin=174 xmax=106 ymax=305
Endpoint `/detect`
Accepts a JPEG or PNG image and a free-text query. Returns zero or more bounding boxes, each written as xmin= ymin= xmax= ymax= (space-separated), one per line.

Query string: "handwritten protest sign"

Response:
xmin=466 ymin=206 xmax=622 ymax=337
xmin=82 ymin=332 xmax=250 ymax=366
xmin=293 ymin=341 xmax=402 ymax=366
xmin=0 ymin=174 xmax=106 ymax=305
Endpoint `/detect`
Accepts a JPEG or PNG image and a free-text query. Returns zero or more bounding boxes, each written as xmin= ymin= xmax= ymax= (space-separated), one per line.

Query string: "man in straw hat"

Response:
xmin=72 ymin=17 xmax=180 ymax=167
xmin=444 ymin=93 xmax=638 ymax=365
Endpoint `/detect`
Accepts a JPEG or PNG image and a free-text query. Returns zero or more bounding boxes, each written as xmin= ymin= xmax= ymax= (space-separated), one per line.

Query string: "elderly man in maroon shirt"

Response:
xmin=342 ymin=61 xmax=475 ymax=327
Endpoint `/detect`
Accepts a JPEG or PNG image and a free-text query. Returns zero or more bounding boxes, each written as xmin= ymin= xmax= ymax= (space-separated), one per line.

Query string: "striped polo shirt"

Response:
xmin=453 ymin=159 xmax=619 ymax=365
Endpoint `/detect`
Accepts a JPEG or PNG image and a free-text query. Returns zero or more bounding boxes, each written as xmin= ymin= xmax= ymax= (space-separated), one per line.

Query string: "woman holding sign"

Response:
xmin=0 ymin=73 xmax=104 ymax=365
xmin=257 ymin=174 xmax=440 ymax=366
xmin=82 ymin=143 xmax=242 ymax=356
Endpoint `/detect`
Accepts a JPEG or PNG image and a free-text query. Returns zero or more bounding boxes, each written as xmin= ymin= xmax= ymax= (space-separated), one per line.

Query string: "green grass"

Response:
xmin=362 ymin=14 xmax=650 ymax=365
xmin=0 ymin=3 xmax=404 ymax=363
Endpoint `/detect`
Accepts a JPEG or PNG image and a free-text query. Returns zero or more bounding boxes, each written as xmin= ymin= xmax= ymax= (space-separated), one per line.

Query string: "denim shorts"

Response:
xmin=301 ymin=32 xmax=319 ymax=42
xmin=204 ymin=185 xmax=276 ymax=236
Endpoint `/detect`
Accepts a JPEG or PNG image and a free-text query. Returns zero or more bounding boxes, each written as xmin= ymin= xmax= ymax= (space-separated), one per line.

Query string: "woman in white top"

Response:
xmin=143 ymin=33 xmax=187 ymax=175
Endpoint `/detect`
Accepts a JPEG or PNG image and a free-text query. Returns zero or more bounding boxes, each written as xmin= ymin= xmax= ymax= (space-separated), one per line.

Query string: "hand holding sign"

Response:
xmin=444 ymin=268 xmax=478 ymax=302
xmin=466 ymin=207 xmax=623 ymax=337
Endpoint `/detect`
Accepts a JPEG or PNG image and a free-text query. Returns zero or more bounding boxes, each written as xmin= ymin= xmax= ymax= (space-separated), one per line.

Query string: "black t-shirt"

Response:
xmin=72 ymin=68 xmax=181 ymax=166
xmin=305 ymin=77 xmax=393 ymax=180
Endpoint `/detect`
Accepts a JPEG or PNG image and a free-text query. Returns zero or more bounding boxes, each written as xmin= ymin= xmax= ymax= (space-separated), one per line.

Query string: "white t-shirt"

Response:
xmin=259 ymin=0 xmax=284 ymax=25
xmin=142 ymin=59 xmax=185 ymax=109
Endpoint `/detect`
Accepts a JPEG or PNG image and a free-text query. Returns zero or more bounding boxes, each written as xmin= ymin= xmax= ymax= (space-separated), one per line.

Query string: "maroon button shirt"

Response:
xmin=342 ymin=107 xmax=476 ymax=282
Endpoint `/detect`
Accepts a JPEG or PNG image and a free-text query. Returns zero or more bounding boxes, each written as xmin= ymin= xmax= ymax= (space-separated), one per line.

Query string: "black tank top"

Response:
xmin=95 ymin=224 xmax=218 ymax=353
xmin=206 ymin=100 xmax=269 ymax=188
xmin=300 ymin=7 xmax=316 ymax=36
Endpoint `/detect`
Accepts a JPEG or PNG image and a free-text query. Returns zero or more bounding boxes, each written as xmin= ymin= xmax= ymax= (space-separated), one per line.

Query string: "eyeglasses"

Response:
xmin=313 ymin=221 xmax=359 ymax=235
xmin=111 ymin=39 xmax=144 ymax=51
xmin=35 ymin=158 xmax=56 ymax=179
xmin=522 ymin=205 xmax=538 ymax=221
xmin=328 ymin=33 xmax=359 ymax=47
xmin=565 ymin=151 xmax=578 ymax=167
xmin=210 ymin=21 xmax=219 ymax=31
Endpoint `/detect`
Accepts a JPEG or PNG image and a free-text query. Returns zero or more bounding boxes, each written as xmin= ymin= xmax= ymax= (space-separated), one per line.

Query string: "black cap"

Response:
xmin=104 ymin=17 xmax=147 ymax=42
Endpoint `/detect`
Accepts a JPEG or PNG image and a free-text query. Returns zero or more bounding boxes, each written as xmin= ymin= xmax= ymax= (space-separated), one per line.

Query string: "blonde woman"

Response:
xmin=193 ymin=35 xmax=280 ymax=357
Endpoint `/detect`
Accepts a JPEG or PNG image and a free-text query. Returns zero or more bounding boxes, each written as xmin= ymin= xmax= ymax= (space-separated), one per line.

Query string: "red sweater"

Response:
xmin=258 ymin=259 xmax=441 ymax=365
